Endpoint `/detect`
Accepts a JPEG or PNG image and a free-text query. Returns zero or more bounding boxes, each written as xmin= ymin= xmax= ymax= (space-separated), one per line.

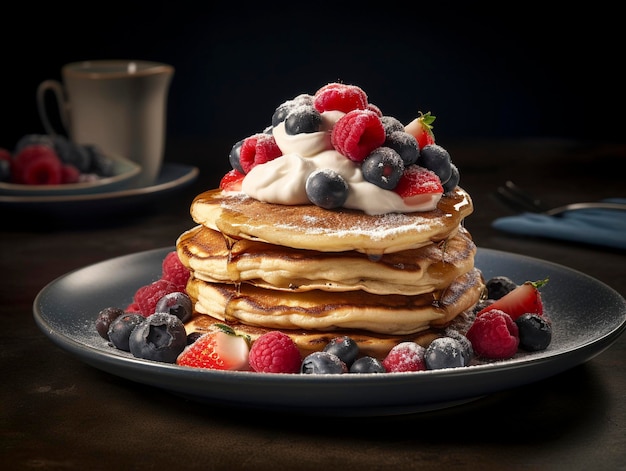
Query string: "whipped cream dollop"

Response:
xmin=240 ymin=111 xmax=442 ymax=215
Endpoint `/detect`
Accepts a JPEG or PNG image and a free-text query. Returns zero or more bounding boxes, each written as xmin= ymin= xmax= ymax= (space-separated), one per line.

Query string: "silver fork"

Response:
xmin=495 ymin=181 xmax=626 ymax=216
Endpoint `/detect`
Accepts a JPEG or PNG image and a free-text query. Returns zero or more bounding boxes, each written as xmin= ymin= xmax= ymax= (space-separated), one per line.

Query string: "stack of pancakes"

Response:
xmin=176 ymin=186 xmax=485 ymax=360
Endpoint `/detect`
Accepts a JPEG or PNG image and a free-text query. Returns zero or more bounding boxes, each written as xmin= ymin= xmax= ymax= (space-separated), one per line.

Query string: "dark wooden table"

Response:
xmin=2 ymin=137 xmax=625 ymax=470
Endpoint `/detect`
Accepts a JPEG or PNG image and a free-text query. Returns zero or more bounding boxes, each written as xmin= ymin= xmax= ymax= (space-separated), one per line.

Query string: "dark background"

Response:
xmin=2 ymin=2 xmax=624 ymax=153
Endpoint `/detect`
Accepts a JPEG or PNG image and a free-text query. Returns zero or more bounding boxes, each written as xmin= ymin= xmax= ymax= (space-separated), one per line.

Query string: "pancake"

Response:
xmin=185 ymin=268 xmax=484 ymax=336
xmin=177 ymin=224 xmax=477 ymax=295
xmin=189 ymin=187 xmax=473 ymax=255
xmin=184 ymin=307 xmax=478 ymax=360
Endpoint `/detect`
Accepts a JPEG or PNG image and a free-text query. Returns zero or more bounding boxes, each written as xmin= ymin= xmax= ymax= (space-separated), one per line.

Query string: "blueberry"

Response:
xmin=95 ymin=306 xmax=125 ymax=340
xmin=349 ymin=356 xmax=386 ymax=373
xmin=442 ymin=163 xmax=460 ymax=193
xmin=186 ymin=331 xmax=204 ymax=345
xmin=417 ymin=144 xmax=452 ymax=184
xmin=271 ymin=94 xmax=314 ymax=127
xmin=154 ymin=291 xmax=193 ymax=323
xmin=323 ymin=336 xmax=359 ymax=366
xmin=305 ymin=169 xmax=349 ymax=209
xmin=107 ymin=313 xmax=145 ymax=351
xmin=86 ymin=145 xmax=115 ymax=177
xmin=515 ymin=313 xmax=552 ymax=351
xmin=229 ymin=139 xmax=245 ymax=174
xmin=443 ymin=328 xmax=473 ymax=365
xmin=361 ymin=147 xmax=404 ymax=190
xmin=472 ymin=298 xmax=495 ymax=315
xmin=51 ymin=135 xmax=91 ymax=172
xmin=424 ymin=337 xmax=466 ymax=370
xmin=380 ymin=116 xmax=405 ymax=135
xmin=14 ymin=134 xmax=55 ymax=154
xmin=300 ymin=351 xmax=347 ymax=374
xmin=128 ymin=312 xmax=188 ymax=363
xmin=0 ymin=159 xmax=10 ymax=182
xmin=284 ymin=105 xmax=322 ymax=135
xmin=486 ymin=276 xmax=518 ymax=300
xmin=384 ymin=131 xmax=419 ymax=165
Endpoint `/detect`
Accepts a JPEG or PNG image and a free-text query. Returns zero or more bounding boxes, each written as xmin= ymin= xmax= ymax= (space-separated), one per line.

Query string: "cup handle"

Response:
xmin=36 ymin=80 xmax=70 ymax=137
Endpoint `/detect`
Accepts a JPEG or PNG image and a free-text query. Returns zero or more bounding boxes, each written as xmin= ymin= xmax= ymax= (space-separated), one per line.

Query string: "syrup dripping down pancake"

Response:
xmin=176 ymin=224 xmax=477 ymax=295
xmin=189 ymin=187 xmax=473 ymax=255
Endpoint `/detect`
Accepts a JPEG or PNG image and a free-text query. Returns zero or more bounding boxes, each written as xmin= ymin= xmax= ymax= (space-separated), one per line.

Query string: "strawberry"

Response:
xmin=393 ymin=164 xmax=443 ymax=207
xmin=219 ymin=168 xmax=245 ymax=191
xmin=476 ymin=278 xmax=548 ymax=320
xmin=176 ymin=324 xmax=251 ymax=371
xmin=404 ymin=111 xmax=436 ymax=149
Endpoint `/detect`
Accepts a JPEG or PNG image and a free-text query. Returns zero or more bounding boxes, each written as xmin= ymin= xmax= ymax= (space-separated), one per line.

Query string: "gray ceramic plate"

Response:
xmin=0 ymin=152 xmax=141 ymax=196
xmin=0 ymin=163 xmax=198 ymax=218
xmin=33 ymin=248 xmax=626 ymax=416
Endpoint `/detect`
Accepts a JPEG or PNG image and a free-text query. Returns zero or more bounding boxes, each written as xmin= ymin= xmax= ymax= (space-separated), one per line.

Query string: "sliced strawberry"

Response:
xmin=219 ymin=168 xmax=245 ymax=191
xmin=393 ymin=164 xmax=443 ymax=206
xmin=176 ymin=325 xmax=251 ymax=371
xmin=477 ymin=279 xmax=548 ymax=320
xmin=404 ymin=111 xmax=436 ymax=149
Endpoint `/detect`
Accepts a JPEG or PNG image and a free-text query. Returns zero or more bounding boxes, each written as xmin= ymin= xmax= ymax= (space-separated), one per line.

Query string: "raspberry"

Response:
xmin=61 ymin=164 xmax=80 ymax=183
xmin=366 ymin=103 xmax=383 ymax=117
xmin=314 ymin=83 xmax=368 ymax=113
xmin=12 ymin=145 xmax=62 ymax=184
xmin=382 ymin=342 xmax=426 ymax=372
xmin=248 ymin=331 xmax=302 ymax=373
xmin=133 ymin=279 xmax=179 ymax=317
xmin=466 ymin=309 xmax=520 ymax=359
xmin=125 ymin=302 xmax=141 ymax=313
xmin=331 ymin=109 xmax=386 ymax=162
xmin=161 ymin=251 xmax=190 ymax=291
xmin=0 ymin=148 xmax=11 ymax=161
xmin=239 ymin=133 xmax=282 ymax=174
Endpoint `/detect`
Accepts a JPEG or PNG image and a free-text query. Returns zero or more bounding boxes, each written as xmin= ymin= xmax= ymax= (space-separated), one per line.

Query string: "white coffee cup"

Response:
xmin=37 ymin=60 xmax=175 ymax=187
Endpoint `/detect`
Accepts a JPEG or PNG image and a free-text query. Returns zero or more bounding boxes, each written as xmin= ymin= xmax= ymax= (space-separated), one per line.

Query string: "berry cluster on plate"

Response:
xmin=0 ymin=134 xmax=115 ymax=185
xmin=94 ymin=251 xmax=553 ymax=374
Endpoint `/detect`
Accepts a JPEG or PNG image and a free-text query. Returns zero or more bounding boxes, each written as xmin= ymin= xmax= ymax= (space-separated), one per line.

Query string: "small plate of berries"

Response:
xmin=0 ymin=134 xmax=141 ymax=196
xmin=33 ymin=247 xmax=626 ymax=416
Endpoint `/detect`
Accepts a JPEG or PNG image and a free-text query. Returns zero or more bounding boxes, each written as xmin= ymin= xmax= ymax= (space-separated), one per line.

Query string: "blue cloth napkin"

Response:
xmin=492 ymin=198 xmax=626 ymax=250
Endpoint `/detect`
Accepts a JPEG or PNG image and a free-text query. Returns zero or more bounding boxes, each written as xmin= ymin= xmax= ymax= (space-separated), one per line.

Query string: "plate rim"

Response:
xmin=32 ymin=247 xmax=626 ymax=415
xmin=0 ymin=162 xmax=198 ymax=204
xmin=0 ymin=152 xmax=141 ymax=196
